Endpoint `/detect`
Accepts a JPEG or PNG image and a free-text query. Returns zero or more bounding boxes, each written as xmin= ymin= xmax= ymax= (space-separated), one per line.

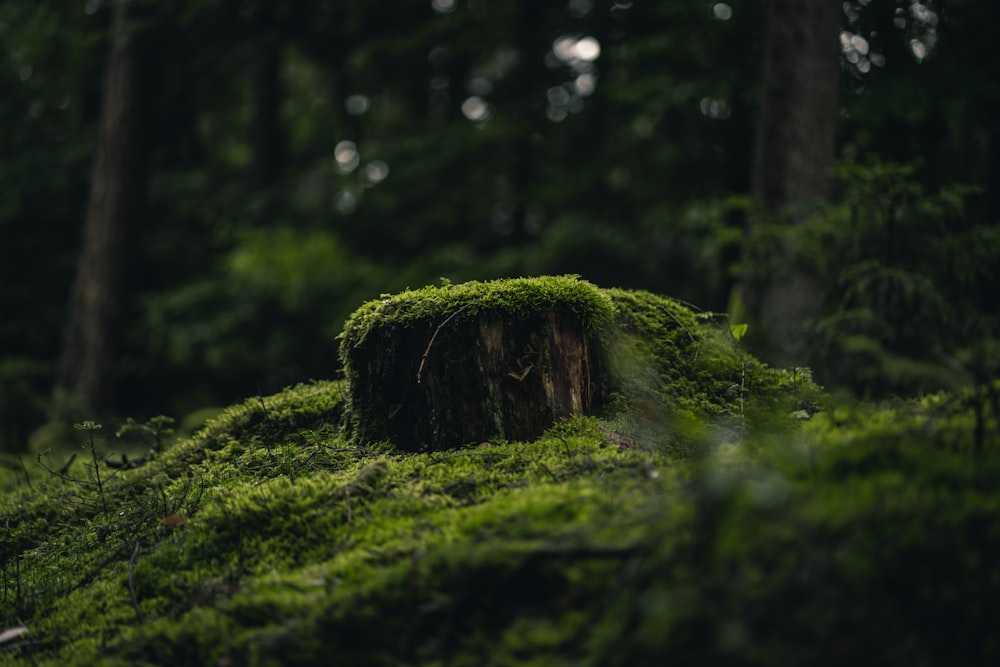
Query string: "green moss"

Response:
xmin=598 ymin=288 xmax=823 ymax=454
xmin=339 ymin=275 xmax=615 ymax=355
xmin=2 ymin=281 xmax=997 ymax=666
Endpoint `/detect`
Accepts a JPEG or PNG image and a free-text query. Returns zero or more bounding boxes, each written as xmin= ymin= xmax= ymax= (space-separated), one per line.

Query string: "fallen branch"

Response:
xmin=416 ymin=303 xmax=473 ymax=384
xmin=128 ymin=539 xmax=144 ymax=623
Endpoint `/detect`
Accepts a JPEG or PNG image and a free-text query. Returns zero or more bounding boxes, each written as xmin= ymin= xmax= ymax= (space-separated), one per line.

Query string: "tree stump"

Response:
xmin=340 ymin=277 xmax=614 ymax=450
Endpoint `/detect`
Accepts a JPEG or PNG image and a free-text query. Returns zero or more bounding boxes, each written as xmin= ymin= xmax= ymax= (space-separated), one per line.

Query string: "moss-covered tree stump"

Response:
xmin=339 ymin=277 xmax=614 ymax=450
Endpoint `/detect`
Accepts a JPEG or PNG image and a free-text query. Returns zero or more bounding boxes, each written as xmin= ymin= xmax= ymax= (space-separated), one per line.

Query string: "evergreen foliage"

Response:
xmin=2 ymin=1 xmax=996 ymax=436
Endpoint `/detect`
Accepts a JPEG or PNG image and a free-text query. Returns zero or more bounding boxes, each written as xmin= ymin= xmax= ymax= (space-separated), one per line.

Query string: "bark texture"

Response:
xmin=752 ymin=0 xmax=840 ymax=213
xmin=743 ymin=0 xmax=841 ymax=366
xmin=251 ymin=11 xmax=285 ymax=189
xmin=347 ymin=309 xmax=598 ymax=451
xmin=60 ymin=1 xmax=144 ymax=413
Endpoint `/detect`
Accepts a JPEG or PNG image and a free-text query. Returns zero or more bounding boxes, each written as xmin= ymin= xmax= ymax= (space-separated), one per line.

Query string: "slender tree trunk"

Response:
xmin=59 ymin=0 xmax=144 ymax=414
xmin=251 ymin=18 xmax=284 ymax=189
xmin=507 ymin=0 xmax=545 ymax=245
xmin=741 ymin=0 xmax=841 ymax=366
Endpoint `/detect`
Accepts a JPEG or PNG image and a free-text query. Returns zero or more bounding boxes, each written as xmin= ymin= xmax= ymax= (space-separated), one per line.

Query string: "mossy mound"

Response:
xmin=1 ymin=278 xmax=997 ymax=666
xmin=339 ymin=276 xmax=818 ymax=451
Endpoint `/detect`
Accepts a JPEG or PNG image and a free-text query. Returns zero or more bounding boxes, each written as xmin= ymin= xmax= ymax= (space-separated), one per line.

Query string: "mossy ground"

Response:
xmin=2 ymin=278 xmax=998 ymax=666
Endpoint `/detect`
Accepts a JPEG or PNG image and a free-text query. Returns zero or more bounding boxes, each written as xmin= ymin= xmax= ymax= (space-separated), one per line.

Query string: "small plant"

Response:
xmin=35 ymin=420 xmax=120 ymax=517
xmin=116 ymin=415 xmax=175 ymax=454
xmin=110 ymin=415 xmax=176 ymax=469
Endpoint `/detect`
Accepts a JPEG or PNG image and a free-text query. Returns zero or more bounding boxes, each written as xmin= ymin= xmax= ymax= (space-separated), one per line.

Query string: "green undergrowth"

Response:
xmin=3 ymin=381 xmax=999 ymax=666
xmin=2 ymin=279 xmax=999 ymax=666
xmin=600 ymin=287 xmax=823 ymax=455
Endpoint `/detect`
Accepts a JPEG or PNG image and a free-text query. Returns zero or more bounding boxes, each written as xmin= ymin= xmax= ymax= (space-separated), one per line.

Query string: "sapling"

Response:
xmin=36 ymin=420 xmax=122 ymax=517
xmin=76 ymin=421 xmax=109 ymax=516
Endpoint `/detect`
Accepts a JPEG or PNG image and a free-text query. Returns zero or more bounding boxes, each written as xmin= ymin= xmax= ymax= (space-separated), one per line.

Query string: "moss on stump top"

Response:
xmin=339 ymin=275 xmax=615 ymax=353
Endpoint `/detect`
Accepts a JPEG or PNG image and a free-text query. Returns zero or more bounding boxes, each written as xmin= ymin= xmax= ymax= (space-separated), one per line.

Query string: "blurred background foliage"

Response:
xmin=0 ymin=0 xmax=997 ymax=450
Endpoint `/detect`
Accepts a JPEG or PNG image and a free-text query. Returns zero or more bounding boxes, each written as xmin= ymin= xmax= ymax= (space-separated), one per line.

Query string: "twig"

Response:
xmin=128 ymin=539 xmax=144 ymax=623
xmin=256 ymin=386 xmax=275 ymax=457
xmin=656 ymin=304 xmax=698 ymax=346
xmin=416 ymin=304 xmax=473 ymax=384
xmin=56 ymin=452 xmax=78 ymax=476
xmin=17 ymin=456 xmax=32 ymax=491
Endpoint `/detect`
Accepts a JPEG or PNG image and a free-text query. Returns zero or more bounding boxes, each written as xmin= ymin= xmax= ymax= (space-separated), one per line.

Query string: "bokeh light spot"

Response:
xmin=894 ymin=8 xmax=907 ymax=29
xmin=574 ymin=73 xmax=596 ymax=97
xmin=547 ymin=106 xmax=569 ymax=122
xmin=461 ymin=96 xmax=490 ymax=121
xmin=574 ymin=37 xmax=601 ymax=61
xmin=431 ymin=0 xmax=456 ymax=15
xmin=335 ymin=189 xmax=359 ymax=214
xmin=334 ymin=140 xmax=360 ymax=173
xmin=699 ymin=97 xmax=731 ymax=120
xmin=547 ymin=86 xmax=571 ymax=106
xmin=552 ymin=35 xmax=601 ymax=64
xmin=850 ymin=34 xmax=869 ymax=55
xmin=364 ymin=160 xmax=390 ymax=184
xmin=345 ymin=94 xmax=369 ymax=115
xmin=568 ymin=0 xmax=593 ymax=17
xmin=712 ymin=3 xmax=733 ymax=21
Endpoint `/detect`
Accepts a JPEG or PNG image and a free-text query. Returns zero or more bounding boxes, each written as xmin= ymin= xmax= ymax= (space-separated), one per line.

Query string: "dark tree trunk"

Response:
xmin=251 ymin=18 xmax=284 ymax=189
xmin=59 ymin=0 xmax=145 ymax=414
xmin=741 ymin=0 xmax=841 ymax=366
xmin=346 ymin=309 xmax=599 ymax=451
xmin=506 ymin=0 xmax=546 ymax=245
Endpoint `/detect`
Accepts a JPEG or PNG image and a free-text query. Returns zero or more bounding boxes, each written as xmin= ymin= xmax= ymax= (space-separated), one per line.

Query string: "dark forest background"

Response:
xmin=1 ymin=0 xmax=998 ymax=451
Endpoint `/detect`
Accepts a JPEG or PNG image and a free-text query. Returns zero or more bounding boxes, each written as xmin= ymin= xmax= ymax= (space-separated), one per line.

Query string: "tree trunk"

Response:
xmin=251 ymin=14 xmax=285 ymax=189
xmin=348 ymin=309 xmax=599 ymax=451
xmin=59 ymin=0 xmax=144 ymax=414
xmin=341 ymin=279 xmax=612 ymax=451
xmin=741 ymin=0 xmax=841 ymax=366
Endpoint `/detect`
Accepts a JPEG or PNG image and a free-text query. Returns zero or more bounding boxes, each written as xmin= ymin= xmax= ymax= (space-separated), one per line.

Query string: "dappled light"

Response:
xmin=546 ymin=35 xmax=600 ymax=122
xmin=842 ymin=0 xmax=938 ymax=75
xmin=840 ymin=30 xmax=880 ymax=74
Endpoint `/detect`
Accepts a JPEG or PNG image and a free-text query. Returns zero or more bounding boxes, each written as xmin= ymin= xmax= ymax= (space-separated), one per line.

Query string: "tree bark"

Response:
xmin=251 ymin=12 xmax=285 ymax=189
xmin=59 ymin=0 xmax=144 ymax=414
xmin=741 ymin=0 xmax=841 ymax=366
xmin=347 ymin=309 xmax=600 ymax=451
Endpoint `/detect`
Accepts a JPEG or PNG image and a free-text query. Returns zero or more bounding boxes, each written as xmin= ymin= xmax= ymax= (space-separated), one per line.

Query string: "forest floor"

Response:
xmin=2 ymin=278 xmax=998 ymax=666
